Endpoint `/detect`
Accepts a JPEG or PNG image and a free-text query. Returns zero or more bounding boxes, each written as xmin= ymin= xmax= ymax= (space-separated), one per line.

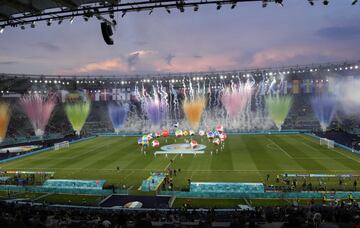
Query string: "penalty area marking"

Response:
xmin=266 ymin=138 xmax=293 ymax=159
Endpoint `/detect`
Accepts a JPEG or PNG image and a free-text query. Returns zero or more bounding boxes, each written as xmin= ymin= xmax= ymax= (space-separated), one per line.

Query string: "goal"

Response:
xmin=320 ymin=138 xmax=335 ymax=149
xmin=54 ymin=141 xmax=70 ymax=150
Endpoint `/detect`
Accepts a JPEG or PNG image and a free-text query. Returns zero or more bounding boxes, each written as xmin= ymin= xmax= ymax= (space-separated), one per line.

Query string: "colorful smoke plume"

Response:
xmin=311 ymin=95 xmax=337 ymax=132
xmin=65 ymin=100 xmax=91 ymax=135
xmin=144 ymin=95 xmax=166 ymax=126
xmin=266 ymin=95 xmax=293 ymax=130
xmin=108 ymin=103 xmax=129 ymax=133
xmin=183 ymin=96 xmax=206 ymax=130
xmin=221 ymin=83 xmax=252 ymax=118
xmin=0 ymin=103 xmax=10 ymax=142
xmin=335 ymin=79 xmax=360 ymax=116
xmin=19 ymin=94 xmax=56 ymax=137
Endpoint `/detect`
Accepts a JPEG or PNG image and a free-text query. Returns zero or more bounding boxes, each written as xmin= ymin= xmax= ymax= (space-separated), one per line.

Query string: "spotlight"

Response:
xmin=31 ymin=21 xmax=36 ymax=28
xmin=216 ymin=3 xmax=222 ymax=10
xmin=352 ymin=0 xmax=358 ymax=5
xmin=193 ymin=4 xmax=199 ymax=11
xmin=69 ymin=16 xmax=74 ymax=24
xmin=323 ymin=0 xmax=329 ymax=5
xmin=308 ymin=0 xmax=314 ymax=5
xmin=262 ymin=0 xmax=268 ymax=8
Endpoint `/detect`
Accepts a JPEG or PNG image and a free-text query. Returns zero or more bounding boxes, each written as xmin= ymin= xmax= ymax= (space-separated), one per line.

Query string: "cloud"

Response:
xmin=135 ymin=41 xmax=148 ymax=46
xmin=55 ymin=50 xmax=157 ymax=74
xmin=317 ymin=25 xmax=360 ymax=40
xmin=153 ymin=54 xmax=238 ymax=72
xmin=248 ymin=44 xmax=360 ymax=67
xmin=127 ymin=52 xmax=140 ymax=69
xmin=32 ymin=42 xmax=60 ymax=51
xmin=56 ymin=58 xmax=129 ymax=75
xmin=165 ymin=54 xmax=175 ymax=65
xmin=127 ymin=50 xmax=157 ymax=70
xmin=0 ymin=61 xmax=18 ymax=65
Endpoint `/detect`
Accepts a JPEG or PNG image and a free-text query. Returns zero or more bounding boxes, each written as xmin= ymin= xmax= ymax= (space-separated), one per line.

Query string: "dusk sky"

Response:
xmin=0 ymin=1 xmax=359 ymax=76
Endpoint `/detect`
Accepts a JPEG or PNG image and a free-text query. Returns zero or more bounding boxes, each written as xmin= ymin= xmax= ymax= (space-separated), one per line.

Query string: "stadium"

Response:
xmin=1 ymin=0 xmax=360 ymax=227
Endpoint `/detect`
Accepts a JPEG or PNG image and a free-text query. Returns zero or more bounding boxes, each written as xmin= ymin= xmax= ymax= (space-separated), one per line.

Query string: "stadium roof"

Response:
xmin=0 ymin=0 xmax=295 ymax=28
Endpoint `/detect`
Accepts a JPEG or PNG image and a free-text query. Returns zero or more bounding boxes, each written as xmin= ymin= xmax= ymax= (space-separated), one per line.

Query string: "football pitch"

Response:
xmin=1 ymin=134 xmax=360 ymax=191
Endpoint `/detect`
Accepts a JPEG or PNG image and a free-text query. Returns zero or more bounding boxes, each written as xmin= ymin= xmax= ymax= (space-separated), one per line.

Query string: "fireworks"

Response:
xmin=266 ymin=95 xmax=293 ymax=130
xmin=221 ymin=82 xmax=252 ymax=118
xmin=144 ymin=95 xmax=166 ymax=127
xmin=311 ymin=95 xmax=337 ymax=132
xmin=0 ymin=103 xmax=10 ymax=142
xmin=108 ymin=103 xmax=129 ymax=133
xmin=19 ymin=94 xmax=56 ymax=137
xmin=183 ymin=96 xmax=206 ymax=130
xmin=65 ymin=100 xmax=91 ymax=135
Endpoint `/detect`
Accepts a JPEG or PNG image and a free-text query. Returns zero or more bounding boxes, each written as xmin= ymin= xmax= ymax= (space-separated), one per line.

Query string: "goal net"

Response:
xmin=54 ymin=141 xmax=70 ymax=150
xmin=320 ymin=138 xmax=334 ymax=149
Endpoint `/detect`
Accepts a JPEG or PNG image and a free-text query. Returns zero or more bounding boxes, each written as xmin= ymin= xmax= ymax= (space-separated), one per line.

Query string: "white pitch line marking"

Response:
xmin=266 ymin=138 xmax=293 ymax=159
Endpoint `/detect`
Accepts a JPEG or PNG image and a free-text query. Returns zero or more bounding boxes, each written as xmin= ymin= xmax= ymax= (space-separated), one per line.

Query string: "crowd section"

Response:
xmin=0 ymin=201 xmax=360 ymax=227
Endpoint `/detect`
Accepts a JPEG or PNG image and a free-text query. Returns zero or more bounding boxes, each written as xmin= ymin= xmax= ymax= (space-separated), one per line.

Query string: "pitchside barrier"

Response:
xmin=159 ymin=191 xmax=360 ymax=199
xmin=0 ymin=185 xmax=128 ymax=196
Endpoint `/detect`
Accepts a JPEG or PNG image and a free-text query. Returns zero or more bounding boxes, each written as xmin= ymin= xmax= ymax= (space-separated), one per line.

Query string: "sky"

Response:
xmin=0 ymin=1 xmax=360 ymax=76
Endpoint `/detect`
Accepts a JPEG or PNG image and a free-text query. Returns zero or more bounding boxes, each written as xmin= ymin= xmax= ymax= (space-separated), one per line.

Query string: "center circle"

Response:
xmin=161 ymin=143 xmax=206 ymax=152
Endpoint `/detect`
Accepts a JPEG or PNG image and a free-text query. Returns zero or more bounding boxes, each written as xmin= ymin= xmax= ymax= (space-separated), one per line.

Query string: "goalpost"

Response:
xmin=320 ymin=138 xmax=335 ymax=149
xmin=54 ymin=141 xmax=70 ymax=150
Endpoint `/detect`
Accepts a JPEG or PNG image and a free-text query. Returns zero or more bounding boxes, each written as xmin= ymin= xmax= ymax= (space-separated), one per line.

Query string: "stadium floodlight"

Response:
xmin=308 ymin=0 xmax=314 ymax=5
xmin=69 ymin=16 xmax=74 ymax=24
xmin=352 ymin=0 xmax=358 ymax=5
xmin=323 ymin=0 xmax=329 ymax=5
xmin=262 ymin=0 xmax=268 ymax=8
xmin=193 ymin=4 xmax=199 ymax=11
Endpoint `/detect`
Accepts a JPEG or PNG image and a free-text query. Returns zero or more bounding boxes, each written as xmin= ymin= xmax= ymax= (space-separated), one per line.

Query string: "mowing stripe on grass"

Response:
xmin=266 ymin=138 xmax=293 ymax=159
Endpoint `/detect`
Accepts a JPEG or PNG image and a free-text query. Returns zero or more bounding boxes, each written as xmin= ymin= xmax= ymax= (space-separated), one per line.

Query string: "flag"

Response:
xmin=292 ymin=80 xmax=300 ymax=94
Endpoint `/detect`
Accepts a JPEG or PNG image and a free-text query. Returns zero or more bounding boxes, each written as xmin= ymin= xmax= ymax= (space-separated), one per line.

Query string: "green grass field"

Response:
xmin=1 ymin=134 xmax=360 ymax=191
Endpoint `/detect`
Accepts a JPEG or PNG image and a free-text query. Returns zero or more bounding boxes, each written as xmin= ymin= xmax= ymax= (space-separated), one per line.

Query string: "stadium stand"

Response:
xmin=0 ymin=201 xmax=360 ymax=227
